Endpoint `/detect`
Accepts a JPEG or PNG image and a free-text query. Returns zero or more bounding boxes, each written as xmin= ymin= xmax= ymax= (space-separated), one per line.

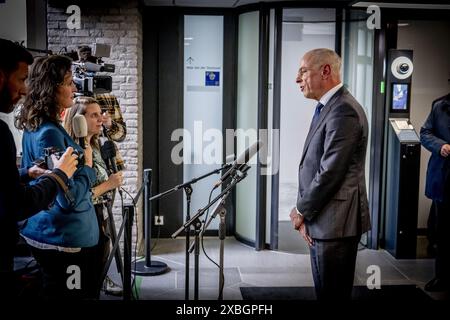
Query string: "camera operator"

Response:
xmin=15 ymin=55 xmax=101 ymax=300
xmin=77 ymin=46 xmax=127 ymax=142
xmin=64 ymin=96 xmax=124 ymax=294
xmin=0 ymin=39 xmax=79 ymax=298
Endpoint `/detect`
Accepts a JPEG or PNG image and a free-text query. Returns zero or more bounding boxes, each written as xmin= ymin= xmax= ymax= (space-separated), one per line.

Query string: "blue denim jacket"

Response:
xmin=20 ymin=121 xmax=99 ymax=248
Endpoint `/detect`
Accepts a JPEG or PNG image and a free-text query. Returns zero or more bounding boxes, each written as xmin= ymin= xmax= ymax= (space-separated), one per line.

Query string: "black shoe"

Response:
xmin=104 ymin=276 xmax=123 ymax=296
xmin=424 ymin=278 xmax=449 ymax=292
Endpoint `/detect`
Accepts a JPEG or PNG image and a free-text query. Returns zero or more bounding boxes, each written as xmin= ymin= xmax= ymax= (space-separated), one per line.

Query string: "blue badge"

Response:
xmin=205 ymin=71 xmax=220 ymax=86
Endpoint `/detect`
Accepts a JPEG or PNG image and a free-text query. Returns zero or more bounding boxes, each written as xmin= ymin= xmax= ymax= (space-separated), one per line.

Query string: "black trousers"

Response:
xmin=30 ymin=242 xmax=105 ymax=300
xmin=309 ymin=236 xmax=359 ymax=301
xmin=94 ymin=203 xmax=112 ymax=283
xmin=432 ymin=200 xmax=450 ymax=283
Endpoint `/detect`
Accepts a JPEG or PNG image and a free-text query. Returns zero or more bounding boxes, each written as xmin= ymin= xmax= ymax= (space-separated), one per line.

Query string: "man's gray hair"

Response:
xmin=305 ymin=48 xmax=341 ymax=77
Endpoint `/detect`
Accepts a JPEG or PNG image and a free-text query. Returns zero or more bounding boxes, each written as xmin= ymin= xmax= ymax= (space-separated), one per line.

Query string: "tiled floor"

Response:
xmin=103 ymin=237 xmax=448 ymax=300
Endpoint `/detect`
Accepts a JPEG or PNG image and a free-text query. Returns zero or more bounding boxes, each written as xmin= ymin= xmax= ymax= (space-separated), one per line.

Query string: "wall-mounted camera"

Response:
xmin=390 ymin=56 xmax=414 ymax=80
xmin=387 ymin=49 xmax=413 ymax=116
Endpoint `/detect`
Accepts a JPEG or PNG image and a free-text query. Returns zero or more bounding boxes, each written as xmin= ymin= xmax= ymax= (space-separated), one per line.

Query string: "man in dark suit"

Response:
xmin=289 ymin=48 xmax=371 ymax=300
xmin=420 ymin=93 xmax=450 ymax=292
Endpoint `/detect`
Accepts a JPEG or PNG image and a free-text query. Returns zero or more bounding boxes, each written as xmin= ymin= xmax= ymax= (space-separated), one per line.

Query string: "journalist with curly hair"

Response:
xmin=16 ymin=55 xmax=102 ymax=300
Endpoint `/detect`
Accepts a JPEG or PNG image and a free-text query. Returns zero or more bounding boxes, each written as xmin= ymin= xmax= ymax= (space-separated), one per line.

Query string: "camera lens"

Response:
xmin=398 ymin=63 xmax=409 ymax=74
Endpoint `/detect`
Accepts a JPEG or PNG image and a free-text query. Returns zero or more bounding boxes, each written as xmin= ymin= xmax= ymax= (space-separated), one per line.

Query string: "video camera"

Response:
xmin=71 ymin=43 xmax=115 ymax=96
xmin=33 ymin=147 xmax=85 ymax=170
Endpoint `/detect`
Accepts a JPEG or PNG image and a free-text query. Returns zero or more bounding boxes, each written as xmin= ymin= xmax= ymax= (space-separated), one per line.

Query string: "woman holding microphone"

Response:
xmin=64 ymin=96 xmax=123 ymax=294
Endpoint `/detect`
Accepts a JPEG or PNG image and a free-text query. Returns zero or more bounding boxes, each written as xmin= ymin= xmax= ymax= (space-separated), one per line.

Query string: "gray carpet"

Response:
xmin=240 ymin=285 xmax=432 ymax=300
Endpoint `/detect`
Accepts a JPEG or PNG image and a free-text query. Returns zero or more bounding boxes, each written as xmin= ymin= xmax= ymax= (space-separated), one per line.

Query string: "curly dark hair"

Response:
xmin=15 ymin=55 xmax=73 ymax=131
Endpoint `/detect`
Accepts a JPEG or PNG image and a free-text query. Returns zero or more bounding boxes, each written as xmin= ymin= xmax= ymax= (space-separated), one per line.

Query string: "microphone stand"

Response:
xmin=100 ymin=168 xmax=147 ymax=300
xmin=200 ymin=197 xmax=228 ymax=300
xmin=147 ymin=163 xmax=232 ymax=299
xmin=172 ymin=166 xmax=250 ymax=300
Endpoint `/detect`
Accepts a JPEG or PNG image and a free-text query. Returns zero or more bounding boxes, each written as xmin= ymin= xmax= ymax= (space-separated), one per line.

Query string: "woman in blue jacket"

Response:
xmin=15 ymin=55 xmax=101 ymax=299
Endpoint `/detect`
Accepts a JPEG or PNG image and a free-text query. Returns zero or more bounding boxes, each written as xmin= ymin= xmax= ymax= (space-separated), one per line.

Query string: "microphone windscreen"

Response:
xmin=72 ymin=114 xmax=88 ymax=138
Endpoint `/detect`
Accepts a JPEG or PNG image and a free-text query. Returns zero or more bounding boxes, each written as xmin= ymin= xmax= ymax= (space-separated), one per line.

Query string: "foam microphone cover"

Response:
xmin=72 ymin=114 xmax=88 ymax=138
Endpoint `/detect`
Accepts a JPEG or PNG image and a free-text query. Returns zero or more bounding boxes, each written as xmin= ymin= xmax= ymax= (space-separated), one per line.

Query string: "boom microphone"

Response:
xmin=72 ymin=114 xmax=88 ymax=149
xmin=213 ymin=140 xmax=263 ymax=188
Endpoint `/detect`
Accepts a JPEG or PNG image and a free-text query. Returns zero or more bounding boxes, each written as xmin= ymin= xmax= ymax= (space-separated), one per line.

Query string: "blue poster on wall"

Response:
xmin=205 ymin=71 xmax=220 ymax=86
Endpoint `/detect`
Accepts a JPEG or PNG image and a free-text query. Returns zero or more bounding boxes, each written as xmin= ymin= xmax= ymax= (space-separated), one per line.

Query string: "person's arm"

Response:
xmin=19 ymin=165 xmax=52 ymax=184
xmin=297 ymin=104 xmax=361 ymax=221
xmin=91 ymin=172 xmax=123 ymax=198
xmin=98 ymin=94 xmax=127 ymax=142
xmin=104 ymin=115 xmax=126 ymax=142
xmin=15 ymin=169 xmax=70 ymax=220
xmin=18 ymin=167 xmax=30 ymax=183
xmin=0 ymin=123 xmax=69 ymax=221
xmin=420 ymin=103 xmax=448 ymax=155
xmin=37 ymin=127 xmax=96 ymax=210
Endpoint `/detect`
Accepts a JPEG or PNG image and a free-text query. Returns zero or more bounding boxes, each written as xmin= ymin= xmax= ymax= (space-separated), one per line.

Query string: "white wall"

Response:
xmin=397 ymin=20 xmax=450 ymax=228
xmin=0 ymin=0 xmax=27 ymax=154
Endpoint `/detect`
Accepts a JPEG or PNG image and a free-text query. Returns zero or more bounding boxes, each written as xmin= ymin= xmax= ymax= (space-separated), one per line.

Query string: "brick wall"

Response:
xmin=47 ymin=0 xmax=144 ymax=253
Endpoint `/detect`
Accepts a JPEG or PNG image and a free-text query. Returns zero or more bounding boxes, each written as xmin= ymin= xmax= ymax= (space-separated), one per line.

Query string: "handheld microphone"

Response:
xmin=213 ymin=140 xmax=263 ymax=188
xmin=72 ymin=114 xmax=88 ymax=149
xmin=100 ymin=140 xmax=118 ymax=173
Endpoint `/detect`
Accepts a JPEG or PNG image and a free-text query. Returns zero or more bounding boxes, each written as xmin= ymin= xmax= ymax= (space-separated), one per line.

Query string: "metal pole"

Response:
xmin=184 ymin=186 xmax=192 ymax=300
xmin=133 ymin=168 xmax=168 ymax=275
xmin=218 ymin=210 xmax=226 ymax=300
xmin=123 ymin=205 xmax=134 ymax=300
xmin=194 ymin=219 xmax=202 ymax=300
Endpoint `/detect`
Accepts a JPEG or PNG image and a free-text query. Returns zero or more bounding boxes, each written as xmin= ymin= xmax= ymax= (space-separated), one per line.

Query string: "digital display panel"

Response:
xmin=391 ymin=83 xmax=409 ymax=111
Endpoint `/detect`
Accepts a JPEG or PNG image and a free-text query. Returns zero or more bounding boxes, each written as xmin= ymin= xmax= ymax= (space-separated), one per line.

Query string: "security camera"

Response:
xmin=398 ymin=63 xmax=409 ymax=74
xmin=391 ymin=56 xmax=413 ymax=80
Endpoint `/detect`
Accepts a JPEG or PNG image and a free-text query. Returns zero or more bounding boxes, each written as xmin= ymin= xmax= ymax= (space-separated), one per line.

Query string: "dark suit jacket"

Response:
xmin=297 ymin=87 xmax=371 ymax=240
xmin=420 ymin=93 xmax=450 ymax=202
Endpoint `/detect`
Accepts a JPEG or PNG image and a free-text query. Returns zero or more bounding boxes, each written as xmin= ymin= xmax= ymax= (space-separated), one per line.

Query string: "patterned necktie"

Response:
xmin=310 ymin=102 xmax=324 ymax=130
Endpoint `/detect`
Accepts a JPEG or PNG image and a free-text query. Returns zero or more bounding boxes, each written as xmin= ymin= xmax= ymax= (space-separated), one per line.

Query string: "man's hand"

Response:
xmin=440 ymin=144 xmax=450 ymax=157
xmin=299 ymin=223 xmax=314 ymax=247
xmin=290 ymin=207 xmax=314 ymax=246
xmin=53 ymin=147 xmax=78 ymax=179
xmin=28 ymin=165 xmax=51 ymax=179
xmin=289 ymin=207 xmax=304 ymax=230
xmin=102 ymin=112 xmax=112 ymax=129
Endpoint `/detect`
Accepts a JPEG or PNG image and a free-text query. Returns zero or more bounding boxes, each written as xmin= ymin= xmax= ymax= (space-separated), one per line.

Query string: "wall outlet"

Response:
xmin=154 ymin=215 xmax=164 ymax=226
